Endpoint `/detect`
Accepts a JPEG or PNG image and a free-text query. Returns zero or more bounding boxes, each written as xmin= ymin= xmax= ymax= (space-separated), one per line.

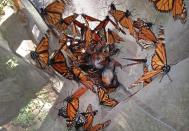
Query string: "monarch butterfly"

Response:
xmin=134 ymin=18 xmax=157 ymax=49
xmin=129 ymin=26 xmax=172 ymax=88
xmin=149 ymin=0 xmax=187 ymax=24
xmin=48 ymin=50 xmax=75 ymax=80
xmin=78 ymin=104 xmax=111 ymax=131
xmin=30 ymin=34 xmax=49 ymax=69
xmin=109 ymin=3 xmax=135 ymax=36
xmin=55 ymin=13 xmax=79 ymax=32
xmin=97 ymin=88 xmax=119 ymax=107
xmin=73 ymin=104 xmax=98 ymax=130
xmin=106 ymin=29 xmax=124 ymax=45
xmin=87 ymin=120 xmax=111 ymax=131
xmin=40 ymin=0 xmax=65 ymax=26
xmin=82 ymin=104 xmax=97 ymax=130
xmin=71 ymin=65 xmax=96 ymax=93
xmin=94 ymin=16 xmax=123 ymax=33
xmin=58 ymin=86 xmax=88 ymax=128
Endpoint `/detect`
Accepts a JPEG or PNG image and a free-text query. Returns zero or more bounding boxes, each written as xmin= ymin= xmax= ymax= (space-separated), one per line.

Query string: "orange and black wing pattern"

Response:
xmin=136 ymin=27 xmax=157 ymax=44
xmin=72 ymin=66 xmax=95 ymax=92
xmin=149 ymin=0 xmax=187 ymax=23
xmin=55 ymin=13 xmax=79 ymax=31
xmin=49 ymin=50 xmax=74 ymax=80
xmin=89 ymin=120 xmax=111 ymax=131
xmin=109 ymin=5 xmax=135 ymax=36
xmin=66 ymin=86 xmax=88 ymax=127
xmin=83 ymin=104 xmax=96 ymax=130
xmin=35 ymin=35 xmax=49 ymax=65
xmin=93 ymin=16 xmax=110 ymax=32
xmin=97 ymin=88 xmax=118 ymax=107
xmin=129 ymin=26 xmax=170 ymax=88
xmin=30 ymin=35 xmax=49 ymax=69
xmin=41 ymin=0 xmax=65 ymax=25
xmin=133 ymin=18 xmax=157 ymax=47
xmin=151 ymin=42 xmax=167 ymax=70
xmin=106 ymin=29 xmax=124 ymax=44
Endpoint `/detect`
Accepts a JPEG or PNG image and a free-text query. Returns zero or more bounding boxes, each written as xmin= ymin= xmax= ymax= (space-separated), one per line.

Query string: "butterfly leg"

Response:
xmin=167 ymin=74 xmax=173 ymax=82
xmin=159 ymin=75 xmax=164 ymax=83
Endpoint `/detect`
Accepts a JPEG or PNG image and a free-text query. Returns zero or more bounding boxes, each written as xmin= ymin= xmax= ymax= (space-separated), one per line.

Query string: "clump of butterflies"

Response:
xmin=28 ymin=0 xmax=187 ymax=130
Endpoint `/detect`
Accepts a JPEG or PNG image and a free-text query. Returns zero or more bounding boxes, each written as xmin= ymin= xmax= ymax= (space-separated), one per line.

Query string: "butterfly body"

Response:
xmin=162 ymin=64 xmax=171 ymax=74
xmin=58 ymin=106 xmax=68 ymax=118
xmin=125 ymin=10 xmax=132 ymax=17
xmin=30 ymin=51 xmax=39 ymax=60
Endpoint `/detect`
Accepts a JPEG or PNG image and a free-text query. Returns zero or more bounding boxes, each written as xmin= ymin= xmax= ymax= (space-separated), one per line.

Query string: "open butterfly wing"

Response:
xmin=51 ymin=51 xmax=74 ymax=79
xmin=43 ymin=0 xmax=65 ymax=25
xmin=97 ymin=88 xmax=118 ymax=107
xmin=109 ymin=10 xmax=135 ymax=35
xmin=45 ymin=0 xmax=65 ymax=13
xmin=89 ymin=120 xmax=111 ymax=131
xmin=93 ymin=17 xmax=109 ymax=31
xmin=107 ymin=29 xmax=124 ymax=44
xmin=36 ymin=35 xmax=49 ymax=65
xmin=83 ymin=104 xmax=95 ymax=130
xmin=67 ymin=98 xmax=79 ymax=123
xmin=55 ymin=14 xmax=79 ymax=31
xmin=172 ymin=0 xmax=187 ymax=23
xmin=152 ymin=0 xmax=173 ymax=12
xmin=151 ymin=42 xmax=167 ymax=70
xmin=137 ymin=27 xmax=157 ymax=43
xmin=72 ymin=66 xmax=95 ymax=92
xmin=72 ymin=86 xmax=88 ymax=99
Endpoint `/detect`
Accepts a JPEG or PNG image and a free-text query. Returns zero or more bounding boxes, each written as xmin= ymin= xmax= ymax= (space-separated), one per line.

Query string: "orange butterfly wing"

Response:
xmin=97 ymin=88 xmax=118 ymax=107
xmin=72 ymin=86 xmax=88 ymax=99
xmin=72 ymin=66 xmax=95 ymax=92
xmin=106 ymin=29 xmax=124 ymax=44
xmin=55 ymin=13 xmax=79 ymax=31
xmin=109 ymin=10 xmax=135 ymax=35
xmin=89 ymin=120 xmax=111 ymax=131
xmin=35 ymin=35 xmax=49 ymax=65
xmin=83 ymin=104 xmax=95 ymax=130
xmin=42 ymin=0 xmax=65 ymax=25
xmin=152 ymin=0 xmax=173 ymax=12
xmin=150 ymin=0 xmax=187 ymax=23
xmin=50 ymin=50 xmax=74 ymax=79
xmin=151 ymin=42 xmax=167 ymax=70
xmin=137 ymin=27 xmax=157 ymax=43
xmin=66 ymin=98 xmax=79 ymax=123
xmin=172 ymin=0 xmax=187 ymax=23
xmin=66 ymin=86 xmax=88 ymax=125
